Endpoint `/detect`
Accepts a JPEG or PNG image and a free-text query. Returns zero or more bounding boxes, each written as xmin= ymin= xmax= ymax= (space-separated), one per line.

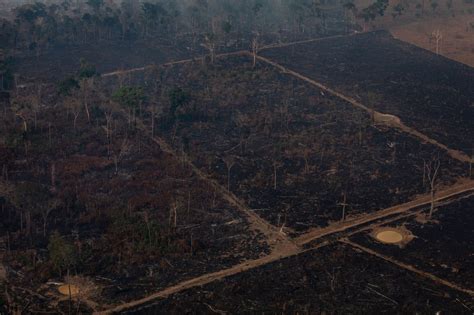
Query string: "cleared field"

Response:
xmin=121 ymin=243 xmax=474 ymax=314
xmin=350 ymin=195 xmax=474 ymax=289
xmin=0 ymin=100 xmax=269 ymax=312
xmin=261 ymin=31 xmax=474 ymax=155
xmin=116 ymin=55 xmax=470 ymax=233
xmin=390 ymin=15 xmax=474 ymax=67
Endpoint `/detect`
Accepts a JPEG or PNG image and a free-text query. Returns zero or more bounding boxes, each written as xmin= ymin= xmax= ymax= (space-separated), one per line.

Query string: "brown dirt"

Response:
xmin=97 ymin=175 xmax=474 ymax=313
xmin=390 ymin=16 xmax=474 ymax=67
xmin=58 ymin=284 xmax=80 ymax=297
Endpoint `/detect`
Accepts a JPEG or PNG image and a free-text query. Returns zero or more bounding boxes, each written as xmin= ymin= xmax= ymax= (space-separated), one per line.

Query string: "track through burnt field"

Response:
xmin=97 ymin=108 xmax=474 ymax=313
xmin=92 ymin=40 xmax=474 ymax=312
xmin=108 ymin=243 xmax=474 ymax=314
xmin=260 ymin=31 xmax=474 ymax=155
xmin=342 ymin=240 xmax=474 ymax=296
xmin=100 ymin=41 xmax=472 ymax=166
xmin=254 ymin=54 xmax=472 ymax=164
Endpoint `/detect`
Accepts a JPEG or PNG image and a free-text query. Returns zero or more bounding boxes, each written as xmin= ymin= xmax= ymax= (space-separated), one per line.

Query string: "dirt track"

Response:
xmin=97 ymin=117 xmax=474 ymax=314
xmin=342 ymin=240 xmax=474 ymax=296
xmin=295 ymin=180 xmax=474 ymax=246
xmin=95 ymin=37 xmax=474 ymax=314
xmin=254 ymin=54 xmax=473 ymax=164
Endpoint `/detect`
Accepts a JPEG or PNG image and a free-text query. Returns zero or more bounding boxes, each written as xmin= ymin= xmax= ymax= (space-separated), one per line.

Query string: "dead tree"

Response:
xmin=338 ymin=191 xmax=349 ymax=222
xmin=272 ymin=159 xmax=284 ymax=190
xmin=41 ymin=199 xmax=59 ymax=237
xmin=201 ymin=34 xmax=216 ymax=64
xmin=251 ymin=33 xmax=260 ymax=68
xmin=303 ymin=147 xmax=311 ymax=174
xmin=424 ymin=156 xmax=441 ymax=218
xmin=223 ymin=156 xmax=236 ymax=191
xmin=65 ymin=96 xmax=82 ymax=131
xmin=430 ymin=29 xmax=443 ymax=55
xmin=169 ymin=198 xmax=183 ymax=230
xmin=113 ymin=138 xmax=131 ymax=174
xmin=79 ymin=77 xmax=93 ymax=122
xmin=11 ymin=95 xmax=34 ymax=133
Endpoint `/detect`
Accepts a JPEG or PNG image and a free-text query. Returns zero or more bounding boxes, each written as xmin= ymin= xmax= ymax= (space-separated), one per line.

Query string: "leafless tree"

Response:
xmin=201 ymin=34 xmax=216 ymax=64
xmin=64 ymin=96 xmax=82 ymax=131
xmin=113 ymin=138 xmax=131 ymax=174
xmin=41 ymin=199 xmax=59 ymax=237
xmin=424 ymin=155 xmax=441 ymax=218
xmin=223 ymin=156 xmax=236 ymax=191
xmin=272 ymin=159 xmax=284 ymax=190
xmin=11 ymin=95 xmax=34 ymax=133
xmin=430 ymin=29 xmax=443 ymax=55
xmin=251 ymin=33 xmax=260 ymax=68
xmin=303 ymin=147 xmax=311 ymax=174
xmin=169 ymin=198 xmax=182 ymax=229
xmin=80 ymin=77 xmax=93 ymax=122
xmin=338 ymin=191 xmax=349 ymax=222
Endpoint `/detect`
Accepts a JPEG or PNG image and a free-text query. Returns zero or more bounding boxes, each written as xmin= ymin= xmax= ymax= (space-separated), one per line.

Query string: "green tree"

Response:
xmin=58 ymin=76 xmax=79 ymax=96
xmin=77 ymin=58 xmax=98 ymax=79
xmin=48 ymin=231 xmax=77 ymax=276
xmin=168 ymin=87 xmax=190 ymax=121
xmin=112 ymin=86 xmax=145 ymax=125
xmin=86 ymin=0 xmax=104 ymax=12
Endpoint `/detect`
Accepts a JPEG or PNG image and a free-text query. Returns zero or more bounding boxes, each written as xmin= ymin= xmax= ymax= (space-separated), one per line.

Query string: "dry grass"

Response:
xmin=389 ymin=15 xmax=474 ymax=67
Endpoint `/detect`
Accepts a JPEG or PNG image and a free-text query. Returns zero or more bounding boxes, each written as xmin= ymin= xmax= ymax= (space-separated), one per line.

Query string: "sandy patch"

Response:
xmin=58 ymin=284 xmax=81 ymax=296
xmin=372 ymin=226 xmax=414 ymax=248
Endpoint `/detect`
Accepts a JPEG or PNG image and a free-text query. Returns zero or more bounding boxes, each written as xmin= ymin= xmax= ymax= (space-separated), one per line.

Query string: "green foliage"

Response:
xmin=112 ymin=86 xmax=145 ymax=111
xmin=360 ymin=0 xmax=389 ymax=22
xmin=222 ymin=21 xmax=232 ymax=34
xmin=168 ymin=87 xmax=190 ymax=119
xmin=48 ymin=231 xmax=77 ymax=275
xmin=15 ymin=3 xmax=47 ymax=23
xmin=392 ymin=4 xmax=405 ymax=18
xmin=86 ymin=0 xmax=104 ymax=11
xmin=110 ymin=214 xmax=168 ymax=253
xmin=58 ymin=76 xmax=79 ymax=96
xmin=78 ymin=58 xmax=98 ymax=79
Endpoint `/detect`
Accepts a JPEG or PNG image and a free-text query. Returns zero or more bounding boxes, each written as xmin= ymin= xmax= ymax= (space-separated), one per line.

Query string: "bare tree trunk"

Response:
xmin=429 ymin=188 xmax=435 ymax=217
xmin=425 ymin=156 xmax=441 ymax=218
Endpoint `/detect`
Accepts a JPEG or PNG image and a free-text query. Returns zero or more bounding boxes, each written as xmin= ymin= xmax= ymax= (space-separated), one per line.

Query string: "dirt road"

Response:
xmin=295 ymin=180 xmax=474 ymax=246
xmin=254 ymin=54 xmax=473 ymax=164
xmin=342 ymin=240 xmax=474 ymax=296
xmin=97 ymin=173 xmax=474 ymax=313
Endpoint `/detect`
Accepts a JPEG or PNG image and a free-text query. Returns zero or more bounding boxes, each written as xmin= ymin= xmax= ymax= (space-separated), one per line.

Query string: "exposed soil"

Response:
xmin=390 ymin=15 xmax=474 ymax=67
xmin=375 ymin=230 xmax=403 ymax=243
xmin=58 ymin=284 xmax=80 ymax=296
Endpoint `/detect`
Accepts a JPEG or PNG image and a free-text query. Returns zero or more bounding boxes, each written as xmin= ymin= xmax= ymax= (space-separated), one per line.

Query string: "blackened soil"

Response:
xmin=261 ymin=31 xmax=474 ymax=155
xmin=123 ymin=243 xmax=474 ymax=314
xmin=132 ymin=56 xmax=467 ymax=233
xmin=350 ymin=195 xmax=474 ymax=289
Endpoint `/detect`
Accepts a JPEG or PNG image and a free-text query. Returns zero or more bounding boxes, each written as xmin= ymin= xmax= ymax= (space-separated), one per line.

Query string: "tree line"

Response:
xmin=0 ymin=0 xmax=396 ymax=52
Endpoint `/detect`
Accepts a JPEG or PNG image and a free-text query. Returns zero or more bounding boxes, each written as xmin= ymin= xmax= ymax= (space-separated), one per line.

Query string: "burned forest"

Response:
xmin=0 ymin=0 xmax=473 ymax=314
